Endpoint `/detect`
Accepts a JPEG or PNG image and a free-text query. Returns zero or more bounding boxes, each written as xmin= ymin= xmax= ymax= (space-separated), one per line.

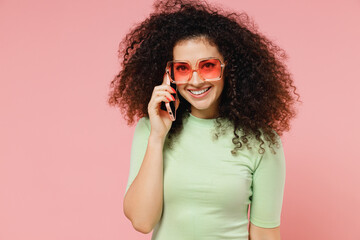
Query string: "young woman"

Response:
xmin=108 ymin=0 xmax=299 ymax=239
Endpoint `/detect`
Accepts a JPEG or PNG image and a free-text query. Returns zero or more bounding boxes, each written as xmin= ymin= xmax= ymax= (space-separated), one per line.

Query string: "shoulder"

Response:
xmin=251 ymin=128 xmax=283 ymax=155
xmin=244 ymin=128 xmax=284 ymax=170
xmin=135 ymin=116 xmax=151 ymax=131
xmin=132 ymin=117 xmax=151 ymax=140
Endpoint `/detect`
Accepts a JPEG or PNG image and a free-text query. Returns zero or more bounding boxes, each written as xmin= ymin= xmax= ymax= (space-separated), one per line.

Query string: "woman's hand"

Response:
xmin=147 ymin=74 xmax=179 ymax=139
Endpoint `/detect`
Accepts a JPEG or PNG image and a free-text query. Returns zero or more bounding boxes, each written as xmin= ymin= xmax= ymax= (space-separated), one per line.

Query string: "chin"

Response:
xmin=188 ymin=99 xmax=217 ymax=112
xmin=190 ymin=103 xmax=211 ymax=110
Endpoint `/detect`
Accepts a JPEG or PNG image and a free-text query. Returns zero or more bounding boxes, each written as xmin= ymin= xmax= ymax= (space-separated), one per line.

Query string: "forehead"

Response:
xmin=173 ymin=38 xmax=223 ymax=63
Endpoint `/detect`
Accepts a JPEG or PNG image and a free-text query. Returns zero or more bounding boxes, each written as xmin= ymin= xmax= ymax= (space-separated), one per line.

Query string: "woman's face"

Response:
xmin=173 ymin=38 xmax=225 ymax=119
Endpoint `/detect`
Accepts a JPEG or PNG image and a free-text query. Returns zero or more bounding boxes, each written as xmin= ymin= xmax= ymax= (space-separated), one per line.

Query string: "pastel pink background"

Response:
xmin=1 ymin=0 xmax=359 ymax=239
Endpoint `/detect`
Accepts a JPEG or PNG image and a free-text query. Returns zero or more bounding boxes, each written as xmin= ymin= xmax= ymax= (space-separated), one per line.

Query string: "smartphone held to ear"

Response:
xmin=160 ymin=73 xmax=178 ymax=121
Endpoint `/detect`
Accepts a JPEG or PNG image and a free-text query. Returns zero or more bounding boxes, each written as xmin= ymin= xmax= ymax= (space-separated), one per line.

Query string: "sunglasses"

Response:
xmin=165 ymin=57 xmax=226 ymax=84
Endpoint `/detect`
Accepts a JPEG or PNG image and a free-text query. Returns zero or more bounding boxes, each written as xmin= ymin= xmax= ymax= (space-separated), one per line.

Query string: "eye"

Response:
xmin=199 ymin=59 xmax=220 ymax=70
xmin=175 ymin=64 xmax=190 ymax=72
xmin=202 ymin=62 xmax=215 ymax=68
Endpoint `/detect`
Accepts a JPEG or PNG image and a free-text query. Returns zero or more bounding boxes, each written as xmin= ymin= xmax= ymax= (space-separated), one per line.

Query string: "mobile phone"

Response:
xmin=160 ymin=71 xmax=177 ymax=121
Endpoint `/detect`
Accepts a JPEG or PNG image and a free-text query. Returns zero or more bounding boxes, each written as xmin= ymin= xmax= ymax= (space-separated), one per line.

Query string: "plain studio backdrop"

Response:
xmin=0 ymin=0 xmax=359 ymax=239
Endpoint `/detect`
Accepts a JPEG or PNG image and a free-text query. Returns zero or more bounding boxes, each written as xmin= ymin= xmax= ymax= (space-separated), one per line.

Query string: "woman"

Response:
xmin=108 ymin=0 xmax=299 ymax=239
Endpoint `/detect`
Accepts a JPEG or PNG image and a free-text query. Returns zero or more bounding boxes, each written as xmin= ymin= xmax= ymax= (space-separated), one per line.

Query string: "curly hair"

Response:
xmin=108 ymin=0 xmax=301 ymax=155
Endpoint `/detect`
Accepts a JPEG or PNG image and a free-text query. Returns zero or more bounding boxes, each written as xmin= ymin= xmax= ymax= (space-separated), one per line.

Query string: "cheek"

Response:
xmin=176 ymin=87 xmax=188 ymax=98
xmin=177 ymin=84 xmax=188 ymax=92
xmin=215 ymin=81 xmax=224 ymax=93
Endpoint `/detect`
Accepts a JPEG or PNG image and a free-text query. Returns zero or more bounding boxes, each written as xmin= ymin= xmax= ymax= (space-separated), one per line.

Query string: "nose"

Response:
xmin=188 ymin=71 xmax=204 ymax=86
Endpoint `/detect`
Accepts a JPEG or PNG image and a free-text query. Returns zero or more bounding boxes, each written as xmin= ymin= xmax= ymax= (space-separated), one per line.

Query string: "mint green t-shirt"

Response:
xmin=124 ymin=113 xmax=286 ymax=240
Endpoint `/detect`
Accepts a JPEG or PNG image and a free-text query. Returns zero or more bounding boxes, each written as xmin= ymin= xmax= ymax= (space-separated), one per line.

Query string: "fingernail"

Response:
xmin=171 ymin=87 xmax=176 ymax=93
xmin=171 ymin=95 xmax=175 ymax=101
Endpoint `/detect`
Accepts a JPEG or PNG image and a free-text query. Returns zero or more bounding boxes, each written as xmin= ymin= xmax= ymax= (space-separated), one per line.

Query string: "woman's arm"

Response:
xmin=249 ymin=223 xmax=281 ymax=240
xmin=123 ymin=133 xmax=165 ymax=234
xmin=123 ymin=76 xmax=176 ymax=234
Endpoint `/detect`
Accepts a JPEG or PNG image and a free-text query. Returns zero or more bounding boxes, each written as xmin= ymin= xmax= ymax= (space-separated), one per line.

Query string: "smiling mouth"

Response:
xmin=188 ymin=87 xmax=211 ymax=95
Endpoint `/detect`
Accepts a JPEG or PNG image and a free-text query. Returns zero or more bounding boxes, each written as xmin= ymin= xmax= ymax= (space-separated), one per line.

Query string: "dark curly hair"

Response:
xmin=108 ymin=0 xmax=301 ymax=155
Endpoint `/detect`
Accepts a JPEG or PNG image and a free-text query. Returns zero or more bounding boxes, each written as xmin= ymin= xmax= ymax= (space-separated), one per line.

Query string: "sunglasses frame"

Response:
xmin=165 ymin=57 xmax=226 ymax=84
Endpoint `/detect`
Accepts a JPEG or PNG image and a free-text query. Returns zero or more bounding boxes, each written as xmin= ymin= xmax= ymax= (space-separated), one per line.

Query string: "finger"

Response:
xmin=153 ymin=85 xmax=176 ymax=95
xmin=149 ymin=95 xmax=171 ymax=110
xmin=148 ymin=96 xmax=170 ymax=115
xmin=154 ymin=91 xmax=175 ymax=101
xmin=162 ymin=73 xmax=169 ymax=85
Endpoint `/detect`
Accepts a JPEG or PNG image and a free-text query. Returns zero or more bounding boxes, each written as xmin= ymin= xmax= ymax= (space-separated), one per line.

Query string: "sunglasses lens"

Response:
xmin=168 ymin=62 xmax=191 ymax=83
xmin=167 ymin=58 xmax=222 ymax=83
xmin=198 ymin=59 xmax=222 ymax=80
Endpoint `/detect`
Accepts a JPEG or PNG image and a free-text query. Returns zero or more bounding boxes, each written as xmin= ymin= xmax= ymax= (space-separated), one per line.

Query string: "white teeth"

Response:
xmin=189 ymin=87 xmax=210 ymax=95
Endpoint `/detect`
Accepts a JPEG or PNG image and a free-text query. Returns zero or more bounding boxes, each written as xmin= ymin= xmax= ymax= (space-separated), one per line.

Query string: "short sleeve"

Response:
xmin=123 ymin=117 xmax=151 ymax=197
xmin=249 ymin=133 xmax=286 ymax=228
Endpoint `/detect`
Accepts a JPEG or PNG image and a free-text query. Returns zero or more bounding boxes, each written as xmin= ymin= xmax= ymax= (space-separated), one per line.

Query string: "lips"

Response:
xmin=187 ymin=86 xmax=212 ymax=98
xmin=187 ymin=87 xmax=211 ymax=91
